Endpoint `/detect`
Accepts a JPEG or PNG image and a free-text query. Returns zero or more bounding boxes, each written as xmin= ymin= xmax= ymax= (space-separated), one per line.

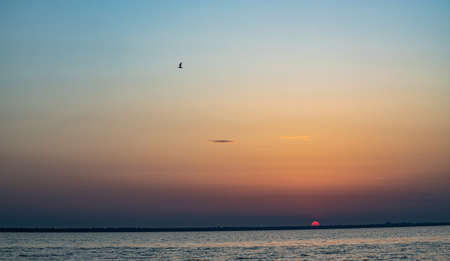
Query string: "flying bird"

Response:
xmin=178 ymin=62 xmax=183 ymax=69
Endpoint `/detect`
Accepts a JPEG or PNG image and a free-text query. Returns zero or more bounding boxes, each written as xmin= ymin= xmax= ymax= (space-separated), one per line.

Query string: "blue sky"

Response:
xmin=1 ymin=0 xmax=450 ymax=227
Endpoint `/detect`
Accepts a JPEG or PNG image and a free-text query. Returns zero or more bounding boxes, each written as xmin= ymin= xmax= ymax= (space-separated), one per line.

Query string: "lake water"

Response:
xmin=1 ymin=226 xmax=449 ymax=260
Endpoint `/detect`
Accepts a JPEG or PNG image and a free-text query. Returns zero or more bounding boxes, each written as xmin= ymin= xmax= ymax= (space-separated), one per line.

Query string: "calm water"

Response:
xmin=1 ymin=226 xmax=449 ymax=260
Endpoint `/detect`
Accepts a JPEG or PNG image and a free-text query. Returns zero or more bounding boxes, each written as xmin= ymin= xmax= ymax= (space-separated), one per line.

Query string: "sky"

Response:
xmin=1 ymin=0 xmax=450 ymax=227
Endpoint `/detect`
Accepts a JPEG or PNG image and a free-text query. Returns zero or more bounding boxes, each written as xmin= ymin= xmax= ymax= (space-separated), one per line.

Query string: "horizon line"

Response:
xmin=1 ymin=222 xmax=449 ymax=233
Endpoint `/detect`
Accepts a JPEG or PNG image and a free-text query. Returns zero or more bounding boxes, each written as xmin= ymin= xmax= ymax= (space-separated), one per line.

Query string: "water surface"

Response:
xmin=1 ymin=226 xmax=449 ymax=260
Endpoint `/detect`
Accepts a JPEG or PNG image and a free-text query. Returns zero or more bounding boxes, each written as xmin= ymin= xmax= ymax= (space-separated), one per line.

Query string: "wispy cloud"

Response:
xmin=280 ymin=136 xmax=311 ymax=141
xmin=209 ymin=139 xmax=234 ymax=143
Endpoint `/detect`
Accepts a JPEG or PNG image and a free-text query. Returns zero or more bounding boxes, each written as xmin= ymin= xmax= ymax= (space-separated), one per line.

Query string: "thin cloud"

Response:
xmin=280 ymin=136 xmax=311 ymax=141
xmin=209 ymin=139 xmax=234 ymax=143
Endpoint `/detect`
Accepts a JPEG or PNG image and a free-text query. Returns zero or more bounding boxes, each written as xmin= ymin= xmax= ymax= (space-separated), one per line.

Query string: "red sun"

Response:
xmin=311 ymin=221 xmax=320 ymax=226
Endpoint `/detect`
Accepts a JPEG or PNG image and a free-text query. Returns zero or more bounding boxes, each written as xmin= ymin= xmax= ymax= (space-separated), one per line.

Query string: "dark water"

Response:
xmin=1 ymin=226 xmax=449 ymax=260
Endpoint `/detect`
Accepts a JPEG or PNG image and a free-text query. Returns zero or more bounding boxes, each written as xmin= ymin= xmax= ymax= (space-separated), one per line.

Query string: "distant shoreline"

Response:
xmin=1 ymin=222 xmax=449 ymax=233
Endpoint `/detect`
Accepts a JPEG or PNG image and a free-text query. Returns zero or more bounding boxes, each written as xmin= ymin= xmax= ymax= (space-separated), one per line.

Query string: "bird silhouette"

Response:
xmin=178 ymin=62 xmax=183 ymax=69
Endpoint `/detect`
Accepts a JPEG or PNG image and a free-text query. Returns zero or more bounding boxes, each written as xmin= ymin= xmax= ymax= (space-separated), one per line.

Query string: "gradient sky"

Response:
xmin=1 ymin=0 xmax=450 ymax=227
